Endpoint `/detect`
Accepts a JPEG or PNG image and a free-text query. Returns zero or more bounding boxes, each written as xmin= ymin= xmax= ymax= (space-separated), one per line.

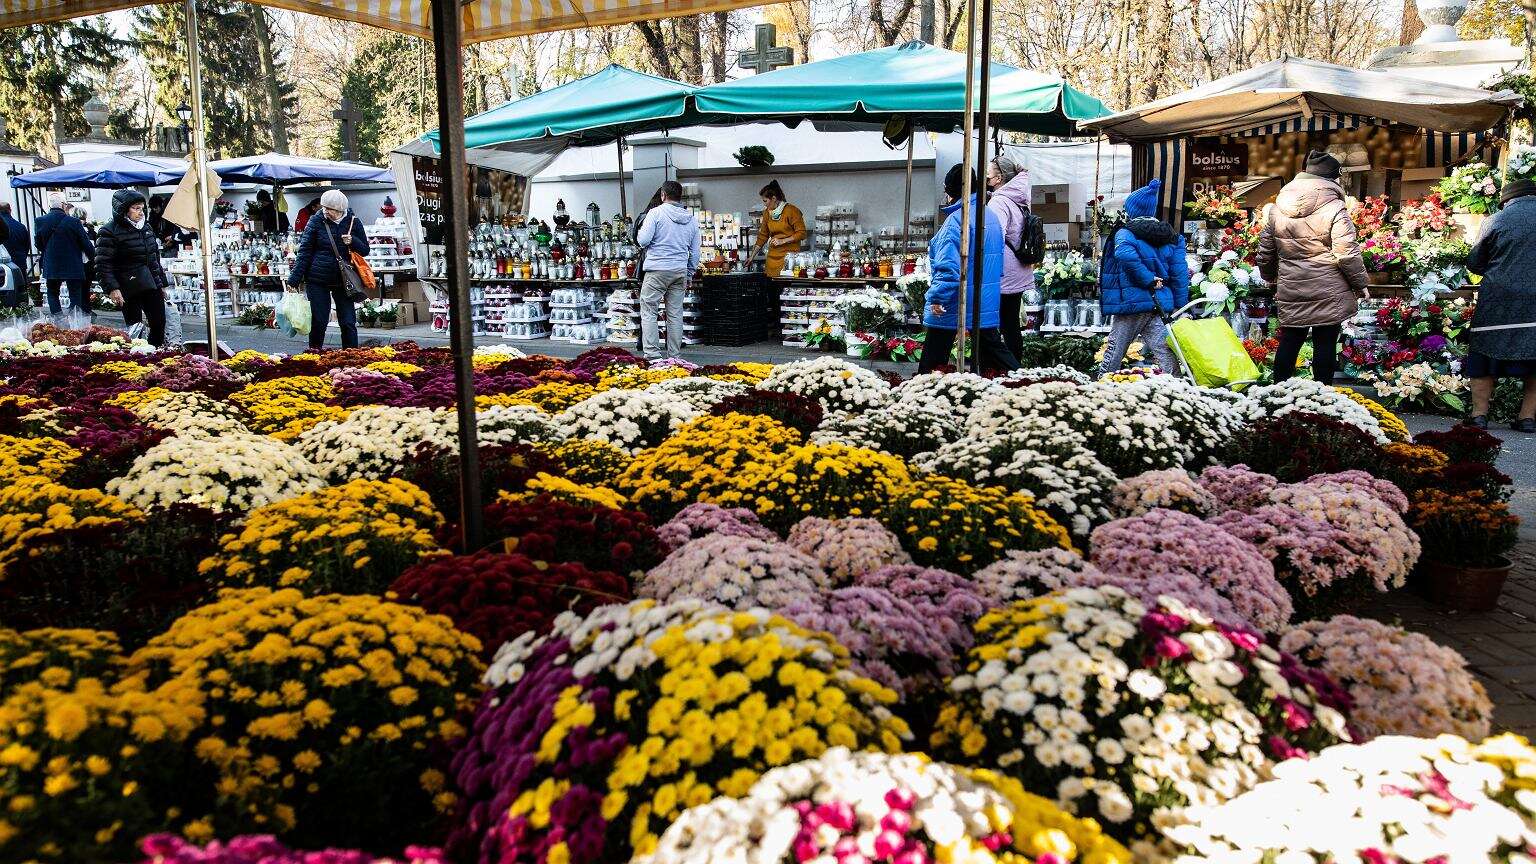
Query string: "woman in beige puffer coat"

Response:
xmin=1256 ymin=150 xmax=1368 ymax=386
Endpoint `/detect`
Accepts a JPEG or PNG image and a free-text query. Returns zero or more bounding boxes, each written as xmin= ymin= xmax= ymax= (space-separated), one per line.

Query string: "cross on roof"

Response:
xmin=333 ymin=97 xmax=363 ymax=162
xmin=737 ymin=23 xmax=794 ymax=75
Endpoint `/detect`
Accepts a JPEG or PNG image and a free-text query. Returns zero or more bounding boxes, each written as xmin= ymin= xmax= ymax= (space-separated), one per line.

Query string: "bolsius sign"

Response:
xmin=1187 ymin=140 xmax=1249 ymax=178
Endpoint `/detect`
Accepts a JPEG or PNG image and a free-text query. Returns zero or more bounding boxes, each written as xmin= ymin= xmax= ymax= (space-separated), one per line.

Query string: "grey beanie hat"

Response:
xmin=992 ymin=153 xmax=1023 ymax=183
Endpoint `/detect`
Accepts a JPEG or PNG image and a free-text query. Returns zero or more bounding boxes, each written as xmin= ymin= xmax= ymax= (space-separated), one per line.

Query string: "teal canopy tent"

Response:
xmin=427 ymin=64 xmax=698 ymax=150
xmin=691 ymin=41 xmax=1111 ymax=137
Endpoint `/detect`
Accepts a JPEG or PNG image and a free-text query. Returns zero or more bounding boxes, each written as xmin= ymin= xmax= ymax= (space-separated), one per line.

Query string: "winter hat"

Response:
xmin=1303 ymin=149 xmax=1342 ymax=180
xmin=992 ymin=153 xmax=1023 ymax=183
xmin=1123 ymin=179 xmax=1162 ymax=219
xmin=1500 ymin=178 xmax=1535 ymax=206
xmin=111 ymin=188 xmax=146 ymax=221
xmin=944 ymin=163 xmax=982 ymax=201
xmin=320 ymin=189 xmax=349 ymax=214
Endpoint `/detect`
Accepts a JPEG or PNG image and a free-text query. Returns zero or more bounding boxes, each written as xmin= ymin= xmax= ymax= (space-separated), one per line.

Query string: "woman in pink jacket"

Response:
xmin=987 ymin=155 xmax=1035 ymax=361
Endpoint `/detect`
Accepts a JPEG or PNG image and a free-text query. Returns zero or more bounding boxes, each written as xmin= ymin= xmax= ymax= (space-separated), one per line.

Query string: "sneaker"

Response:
xmin=1466 ymin=415 xmax=1490 ymax=430
xmin=1514 ymin=418 xmax=1536 ymax=433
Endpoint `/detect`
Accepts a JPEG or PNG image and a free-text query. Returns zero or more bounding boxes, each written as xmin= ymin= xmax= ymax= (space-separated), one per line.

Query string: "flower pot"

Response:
xmin=1451 ymin=213 xmax=1487 ymax=242
xmin=381 ymin=319 xmax=397 ymax=330
xmin=845 ymin=343 xmax=865 ymax=357
xmin=1422 ymin=556 xmax=1511 ymax=613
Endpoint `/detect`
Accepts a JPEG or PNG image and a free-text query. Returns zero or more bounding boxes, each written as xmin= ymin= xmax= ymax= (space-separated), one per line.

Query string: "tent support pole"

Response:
xmin=969 ymin=0 xmax=994 ymax=374
xmin=617 ymin=138 xmax=628 ymax=220
xmin=901 ymin=131 xmax=914 ymax=254
xmin=429 ymin=0 xmax=483 ymax=551
xmin=184 ymin=0 xmax=218 ymax=360
xmin=955 ymin=0 xmax=978 ymax=370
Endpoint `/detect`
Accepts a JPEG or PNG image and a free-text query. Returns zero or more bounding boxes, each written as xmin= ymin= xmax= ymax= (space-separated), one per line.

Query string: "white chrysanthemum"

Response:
xmin=758 ymin=356 xmax=893 ymax=415
xmin=643 ymin=376 xmax=750 ymax=412
xmin=296 ymin=405 xmax=451 ymax=482
xmin=558 ymin=388 xmax=701 ymax=453
xmin=1239 ymin=378 xmax=1387 ymax=443
xmin=107 ymin=432 xmax=323 ymax=513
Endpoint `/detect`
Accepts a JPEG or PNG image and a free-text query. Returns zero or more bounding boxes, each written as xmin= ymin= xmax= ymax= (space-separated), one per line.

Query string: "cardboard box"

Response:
xmin=1400 ymin=167 xmax=1446 ymax=202
xmin=1032 ymin=202 xmax=1073 ymax=224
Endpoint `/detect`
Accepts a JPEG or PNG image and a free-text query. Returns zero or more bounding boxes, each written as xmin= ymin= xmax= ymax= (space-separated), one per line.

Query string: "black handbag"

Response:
xmin=322 ymin=217 xmax=368 ymax=303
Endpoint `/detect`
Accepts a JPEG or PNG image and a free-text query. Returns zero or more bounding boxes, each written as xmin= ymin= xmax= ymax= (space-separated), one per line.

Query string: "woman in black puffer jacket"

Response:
xmin=96 ymin=189 xmax=170 ymax=347
xmin=287 ymin=189 xmax=370 ymax=350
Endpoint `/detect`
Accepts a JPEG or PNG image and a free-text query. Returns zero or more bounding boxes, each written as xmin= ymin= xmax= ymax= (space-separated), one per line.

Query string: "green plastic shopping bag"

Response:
xmin=1167 ymin=317 xmax=1259 ymax=388
xmin=277 ymin=291 xmax=312 ymax=338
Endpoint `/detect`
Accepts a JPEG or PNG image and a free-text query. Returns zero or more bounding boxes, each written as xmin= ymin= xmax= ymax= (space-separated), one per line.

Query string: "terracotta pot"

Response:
xmin=1423 ymin=556 xmax=1511 ymax=613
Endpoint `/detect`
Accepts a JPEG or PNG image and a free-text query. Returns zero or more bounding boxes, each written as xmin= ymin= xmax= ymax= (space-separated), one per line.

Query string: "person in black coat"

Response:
xmin=96 ymin=189 xmax=170 ymax=346
xmin=34 ymin=192 xmax=95 ymax=317
xmin=287 ymin=189 xmax=369 ymax=350
xmin=0 ymin=204 xmax=29 ymax=277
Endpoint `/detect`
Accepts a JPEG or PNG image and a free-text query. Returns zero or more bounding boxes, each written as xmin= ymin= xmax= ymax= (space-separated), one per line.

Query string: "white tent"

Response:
xmin=1084 ymin=56 xmax=1522 ymax=143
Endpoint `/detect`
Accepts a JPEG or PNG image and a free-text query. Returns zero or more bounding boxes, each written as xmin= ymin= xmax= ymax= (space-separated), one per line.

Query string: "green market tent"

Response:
xmin=691 ymin=41 xmax=1111 ymax=137
xmin=428 ymin=65 xmax=698 ymax=150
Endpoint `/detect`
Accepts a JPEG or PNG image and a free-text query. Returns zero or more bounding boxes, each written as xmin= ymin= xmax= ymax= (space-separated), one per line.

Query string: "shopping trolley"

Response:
xmin=1158 ymin=297 xmax=1261 ymax=390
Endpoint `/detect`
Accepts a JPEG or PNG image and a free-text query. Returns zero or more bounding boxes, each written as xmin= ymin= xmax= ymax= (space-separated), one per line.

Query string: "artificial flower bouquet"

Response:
xmin=837 ymin=287 xmax=906 ymax=337
xmin=1395 ymin=192 xmax=1455 ymax=240
xmin=1364 ymin=362 xmax=1469 ymax=414
xmin=1191 ymin=251 xmax=1259 ymax=312
xmin=1219 ymin=215 xmax=1262 ymax=263
xmin=1360 ymin=233 xmax=1406 ymax=278
xmin=852 ymin=332 xmax=923 ymax=363
xmin=1035 ymin=251 xmax=1097 ymax=301
xmin=1182 ymin=184 xmax=1242 ymax=227
xmin=1437 ymin=162 xmax=1500 ymax=215
xmin=895 ymin=272 xmax=930 ymax=321
xmin=1507 ymin=144 xmax=1536 ymax=182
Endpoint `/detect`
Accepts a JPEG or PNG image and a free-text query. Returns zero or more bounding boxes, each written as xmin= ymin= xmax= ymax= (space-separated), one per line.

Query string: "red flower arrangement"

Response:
xmin=1415 ymin=424 xmax=1502 ymax=465
xmin=709 ymin=389 xmax=824 ymax=436
xmin=404 ymin=443 xmax=564 ymax=527
xmin=1236 ymin=412 xmax=1385 ymax=482
xmin=388 ymin=551 xmax=630 ymax=661
xmin=483 ymin=494 xmax=663 ymax=577
xmin=0 ymin=503 xmax=226 ymax=646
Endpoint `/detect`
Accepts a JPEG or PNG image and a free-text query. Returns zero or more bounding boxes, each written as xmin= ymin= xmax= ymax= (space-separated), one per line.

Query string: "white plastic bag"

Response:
xmin=278 ymin=291 xmax=311 ymax=337
xmin=162 ymin=294 xmax=183 ymax=347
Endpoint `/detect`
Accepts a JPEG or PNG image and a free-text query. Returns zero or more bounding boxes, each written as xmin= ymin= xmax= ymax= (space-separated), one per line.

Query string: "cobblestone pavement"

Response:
xmin=1380 ymin=414 xmax=1536 ymax=736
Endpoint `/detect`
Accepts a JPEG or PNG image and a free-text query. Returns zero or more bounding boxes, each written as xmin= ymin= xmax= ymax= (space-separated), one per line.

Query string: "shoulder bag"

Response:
xmin=322 ymin=216 xmax=369 ymax=303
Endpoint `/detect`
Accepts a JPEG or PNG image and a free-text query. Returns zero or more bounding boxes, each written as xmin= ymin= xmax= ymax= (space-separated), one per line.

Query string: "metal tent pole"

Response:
xmin=901 ymin=131 xmax=914 ymax=254
xmin=184 ymin=0 xmax=219 ymax=359
xmin=968 ymin=0 xmax=994 ymax=374
xmin=954 ymin=0 xmax=978 ymax=369
xmin=617 ymin=138 xmax=629 ymax=220
xmin=429 ymin=0 xmax=484 ymax=550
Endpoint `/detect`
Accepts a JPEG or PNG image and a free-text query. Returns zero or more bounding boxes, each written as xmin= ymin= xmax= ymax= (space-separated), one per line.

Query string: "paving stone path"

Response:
xmin=1381 ymin=415 xmax=1536 ymax=736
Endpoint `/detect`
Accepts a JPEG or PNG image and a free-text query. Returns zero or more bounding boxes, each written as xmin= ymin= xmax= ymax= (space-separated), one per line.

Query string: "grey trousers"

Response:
xmin=1098 ymin=310 xmax=1178 ymax=376
xmin=641 ymin=270 xmax=686 ymax=358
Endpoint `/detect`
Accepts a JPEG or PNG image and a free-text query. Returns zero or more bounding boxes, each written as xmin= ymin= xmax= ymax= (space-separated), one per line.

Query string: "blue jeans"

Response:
xmin=46 ymin=278 xmax=88 ymax=316
xmin=306 ymin=282 xmax=358 ymax=349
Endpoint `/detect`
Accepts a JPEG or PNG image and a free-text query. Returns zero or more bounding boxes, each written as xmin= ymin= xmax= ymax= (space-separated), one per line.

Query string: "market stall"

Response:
xmin=390 ymin=42 xmax=1111 ymax=352
xmin=1083 ymin=57 xmax=1526 ymax=403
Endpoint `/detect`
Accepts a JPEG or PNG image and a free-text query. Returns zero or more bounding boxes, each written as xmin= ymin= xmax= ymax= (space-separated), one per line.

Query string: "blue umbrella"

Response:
xmin=209 ymin=151 xmax=393 ymax=185
xmin=10 ymin=153 xmax=185 ymax=188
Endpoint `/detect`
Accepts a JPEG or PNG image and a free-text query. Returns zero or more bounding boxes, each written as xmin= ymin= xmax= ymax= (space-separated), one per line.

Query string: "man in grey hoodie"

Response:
xmin=636 ymin=180 xmax=702 ymax=359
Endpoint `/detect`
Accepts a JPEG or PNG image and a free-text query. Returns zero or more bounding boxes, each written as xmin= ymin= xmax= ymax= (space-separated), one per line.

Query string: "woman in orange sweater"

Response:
xmin=751 ymin=180 xmax=806 ymax=277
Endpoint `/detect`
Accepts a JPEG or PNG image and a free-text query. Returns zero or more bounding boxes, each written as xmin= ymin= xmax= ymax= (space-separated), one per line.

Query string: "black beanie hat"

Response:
xmin=1303 ymin=149 xmax=1342 ymax=180
xmin=1500 ymin=178 xmax=1535 ymax=206
xmin=944 ymin=163 xmax=982 ymax=201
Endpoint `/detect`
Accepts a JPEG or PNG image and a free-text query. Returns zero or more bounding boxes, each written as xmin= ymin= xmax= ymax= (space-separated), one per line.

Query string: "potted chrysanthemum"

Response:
xmin=1409 ymin=487 xmax=1519 ymax=612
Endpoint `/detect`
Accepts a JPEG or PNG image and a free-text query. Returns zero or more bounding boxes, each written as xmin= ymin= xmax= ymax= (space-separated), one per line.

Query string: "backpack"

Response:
xmin=1009 ymin=208 xmax=1047 ymax=267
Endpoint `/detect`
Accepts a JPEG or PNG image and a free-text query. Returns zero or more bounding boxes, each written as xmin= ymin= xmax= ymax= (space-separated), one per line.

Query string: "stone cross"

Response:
xmin=333 ymin=97 xmax=363 ymax=162
xmin=737 ymin=23 xmax=794 ymax=75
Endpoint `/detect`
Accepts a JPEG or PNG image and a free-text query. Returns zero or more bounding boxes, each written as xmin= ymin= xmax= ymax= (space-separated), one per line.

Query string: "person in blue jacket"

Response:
xmin=919 ymin=163 xmax=1020 ymax=374
xmin=1097 ymin=179 xmax=1189 ymax=376
xmin=287 ymin=189 xmax=369 ymax=351
xmin=33 ymin=192 xmax=96 ymax=317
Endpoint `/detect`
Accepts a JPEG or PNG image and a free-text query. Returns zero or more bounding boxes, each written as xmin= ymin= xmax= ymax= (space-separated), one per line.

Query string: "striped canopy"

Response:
xmin=1 ymin=0 xmax=773 ymax=42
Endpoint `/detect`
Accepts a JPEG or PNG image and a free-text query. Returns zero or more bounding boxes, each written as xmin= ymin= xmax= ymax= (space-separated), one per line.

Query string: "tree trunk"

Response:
xmin=1400 ymin=0 xmax=1424 ymax=44
xmin=709 ymin=12 xmax=730 ymax=82
xmin=677 ymin=16 xmax=704 ymax=84
xmin=247 ymin=6 xmax=288 ymax=153
xmin=635 ymin=21 xmax=677 ymax=80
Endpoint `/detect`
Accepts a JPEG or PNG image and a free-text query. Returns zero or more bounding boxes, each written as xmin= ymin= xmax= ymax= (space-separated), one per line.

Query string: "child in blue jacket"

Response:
xmin=1097 ymin=179 xmax=1189 ymax=376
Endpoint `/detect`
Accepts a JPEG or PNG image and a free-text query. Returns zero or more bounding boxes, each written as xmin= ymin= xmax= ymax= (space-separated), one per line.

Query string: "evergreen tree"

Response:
xmin=333 ymin=32 xmax=436 ymax=165
xmin=133 ymin=1 xmax=291 ymax=157
xmin=0 ymin=21 xmax=124 ymax=159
